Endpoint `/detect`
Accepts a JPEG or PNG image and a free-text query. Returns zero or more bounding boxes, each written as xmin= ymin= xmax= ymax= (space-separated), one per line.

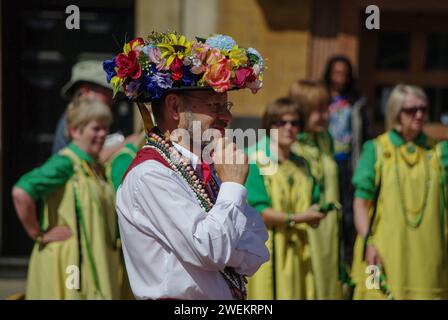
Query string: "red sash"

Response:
xmin=121 ymin=147 xmax=172 ymax=184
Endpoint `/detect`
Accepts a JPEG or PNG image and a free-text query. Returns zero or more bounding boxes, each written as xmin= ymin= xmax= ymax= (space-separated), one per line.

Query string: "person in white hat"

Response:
xmin=52 ymin=60 xmax=117 ymax=155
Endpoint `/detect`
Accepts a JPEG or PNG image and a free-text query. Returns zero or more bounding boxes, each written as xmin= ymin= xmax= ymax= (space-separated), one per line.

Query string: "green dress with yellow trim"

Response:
xmin=351 ymin=131 xmax=448 ymax=299
xmin=15 ymin=143 xmax=122 ymax=299
xmin=245 ymin=135 xmax=315 ymax=299
xmin=291 ymin=131 xmax=343 ymax=299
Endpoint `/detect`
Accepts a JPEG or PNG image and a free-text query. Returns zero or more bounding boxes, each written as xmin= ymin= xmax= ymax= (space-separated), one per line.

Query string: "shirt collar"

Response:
xmin=172 ymin=142 xmax=200 ymax=170
xmin=68 ymin=143 xmax=94 ymax=163
xmin=389 ymin=130 xmax=429 ymax=148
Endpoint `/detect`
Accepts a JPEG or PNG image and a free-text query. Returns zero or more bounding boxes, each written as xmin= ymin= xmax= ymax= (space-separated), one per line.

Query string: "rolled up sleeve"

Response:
xmin=15 ymin=154 xmax=73 ymax=200
xmin=352 ymin=140 xmax=377 ymax=200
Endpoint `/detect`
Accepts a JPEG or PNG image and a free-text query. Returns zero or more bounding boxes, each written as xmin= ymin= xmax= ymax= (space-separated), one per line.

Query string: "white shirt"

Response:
xmin=116 ymin=143 xmax=269 ymax=300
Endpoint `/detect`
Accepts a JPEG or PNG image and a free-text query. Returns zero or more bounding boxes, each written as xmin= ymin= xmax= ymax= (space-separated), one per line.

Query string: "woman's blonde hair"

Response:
xmin=289 ymin=79 xmax=330 ymax=126
xmin=385 ymin=84 xmax=428 ymax=131
xmin=66 ymin=98 xmax=113 ymax=138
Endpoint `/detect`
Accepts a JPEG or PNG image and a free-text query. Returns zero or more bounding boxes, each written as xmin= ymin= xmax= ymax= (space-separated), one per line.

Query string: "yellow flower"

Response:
xmin=111 ymin=75 xmax=125 ymax=97
xmin=157 ymin=33 xmax=192 ymax=66
xmin=229 ymin=46 xmax=248 ymax=68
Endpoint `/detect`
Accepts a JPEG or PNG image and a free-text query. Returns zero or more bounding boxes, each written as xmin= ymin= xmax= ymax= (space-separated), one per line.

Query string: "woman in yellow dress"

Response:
xmin=246 ymin=97 xmax=327 ymax=299
xmin=289 ymin=80 xmax=343 ymax=299
xmin=12 ymin=99 xmax=122 ymax=299
xmin=351 ymin=84 xmax=448 ymax=299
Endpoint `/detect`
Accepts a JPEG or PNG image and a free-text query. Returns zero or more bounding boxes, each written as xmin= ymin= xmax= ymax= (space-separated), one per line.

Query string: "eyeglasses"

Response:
xmin=182 ymin=93 xmax=234 ymax=114
xmin=271 ymin=119 xmax=302 ymax=127
xmin=400 ymin=106 xmax=428 ymax=115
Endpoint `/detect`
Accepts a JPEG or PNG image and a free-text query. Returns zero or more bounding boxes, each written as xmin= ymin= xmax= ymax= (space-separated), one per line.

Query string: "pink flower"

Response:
xmin=206 ymin=48 xmax=225 ymax=65
xmin=204 ymin=57 xmax=231 ymax=92
xmin=246 ymin=79 xmax=263 ymax=94
xmin=191 ymin=42 xmax=210 ymax=62
xmin=147 ymin=46 xmax=168 ymax=71
xmin=189 ymin=43 xmax=210 ymax=74
xmin=233 ymin=68 xmax=256 ymax=88
xmin=116 ymin=50 xmax=141 ymax=80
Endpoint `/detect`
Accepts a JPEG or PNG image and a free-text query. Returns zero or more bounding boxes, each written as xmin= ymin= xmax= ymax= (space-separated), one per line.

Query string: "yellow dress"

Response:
xmin=245 ymin=136 xmax=315 ymax=299
xmin=291 ymin=132 xmax=343 ymax=299
xmin=18 ymin=144 xmax=121 ymax=299
xmin=351 ymin=131 xmax=448 ymax=299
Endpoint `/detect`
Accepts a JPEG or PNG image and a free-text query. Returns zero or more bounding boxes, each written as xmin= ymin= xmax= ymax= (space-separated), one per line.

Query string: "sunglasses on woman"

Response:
xmin=400 ymin=106 xmax=428 ymax=115
xmin=272 ymin=119 xmax=302 ymax=127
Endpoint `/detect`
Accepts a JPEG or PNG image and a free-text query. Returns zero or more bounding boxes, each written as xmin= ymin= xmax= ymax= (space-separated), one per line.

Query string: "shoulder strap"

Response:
xmin=58 ymin=148 xmax=79 ymax=167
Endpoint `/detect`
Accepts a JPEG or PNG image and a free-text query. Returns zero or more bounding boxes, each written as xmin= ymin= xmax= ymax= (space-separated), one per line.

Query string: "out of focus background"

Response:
xmin=1 ymin=0 xmax=448 ymax=298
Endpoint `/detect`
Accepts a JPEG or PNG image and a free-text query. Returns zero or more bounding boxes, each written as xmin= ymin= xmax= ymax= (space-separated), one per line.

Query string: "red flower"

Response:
xmin=233 ymin=68 xmax=256 ymax=88
xmin=170 ymin=57 xmax=184 ymax=81
xmin=129 ymin=38 xmax=144 ymax=49
xmin=116 ymin=50 xmax=142 ymax=80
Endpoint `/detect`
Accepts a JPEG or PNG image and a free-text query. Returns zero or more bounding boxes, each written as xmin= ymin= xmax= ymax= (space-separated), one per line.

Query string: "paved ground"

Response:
xmin=0 ymin=278 xmax=26 ymax=300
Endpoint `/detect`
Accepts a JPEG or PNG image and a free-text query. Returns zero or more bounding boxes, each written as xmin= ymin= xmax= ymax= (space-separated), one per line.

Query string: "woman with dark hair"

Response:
xmin=245 ymin=97 xmax=327 ymax=299
xmin=322 ymin=55 xmax=370 ymax=268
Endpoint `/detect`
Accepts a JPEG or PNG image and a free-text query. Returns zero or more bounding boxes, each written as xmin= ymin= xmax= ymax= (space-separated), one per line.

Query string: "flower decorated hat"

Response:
xmin=103 ymin=32 xmax=265 ymax=102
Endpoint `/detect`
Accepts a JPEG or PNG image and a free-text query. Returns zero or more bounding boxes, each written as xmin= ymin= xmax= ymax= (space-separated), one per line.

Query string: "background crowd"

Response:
xmin=9 ymin=50 xmax=448 ymax=299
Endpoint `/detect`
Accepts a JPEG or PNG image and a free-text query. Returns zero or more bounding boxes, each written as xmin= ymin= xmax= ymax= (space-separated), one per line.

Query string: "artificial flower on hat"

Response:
xmin=103 ymin=31 xmax=265 ymax=101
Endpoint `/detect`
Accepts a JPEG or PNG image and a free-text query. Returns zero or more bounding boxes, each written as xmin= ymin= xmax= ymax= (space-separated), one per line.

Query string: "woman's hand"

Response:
xmin=365 ymin=244 xmax=383 ymax=266
xmin=42 ymin=226 xmax=72 ymax=244
xmin=293 ymin=204 xmax=326 ymax=228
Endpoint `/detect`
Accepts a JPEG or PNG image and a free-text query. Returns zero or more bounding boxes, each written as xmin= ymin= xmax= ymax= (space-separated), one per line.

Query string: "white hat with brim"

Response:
xmin=61 ymin=60 xmax=112 ymax=99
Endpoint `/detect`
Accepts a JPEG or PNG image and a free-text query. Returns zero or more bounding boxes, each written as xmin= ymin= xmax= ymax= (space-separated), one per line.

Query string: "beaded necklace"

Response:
xmin=145 ymin=128 xmax=247 ymax=300
xmin=393 ymin=146 xmax=430 ymax=228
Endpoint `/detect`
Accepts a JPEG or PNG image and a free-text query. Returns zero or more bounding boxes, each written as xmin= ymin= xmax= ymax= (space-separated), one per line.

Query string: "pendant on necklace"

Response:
xmin=406 ymin=143 xmax=416 ymax=154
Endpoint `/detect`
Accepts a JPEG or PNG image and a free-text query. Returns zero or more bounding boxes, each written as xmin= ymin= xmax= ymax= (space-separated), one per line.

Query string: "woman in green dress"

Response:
xmin=246 ymin=97 xmax=327 ymax=299
xmin=289 ymin=80 xmax=343 ymax=299
xmin=351 ymin=84 xmax=448 ymax=299
xmin=12 ymin=99 xmax=122 ymax=299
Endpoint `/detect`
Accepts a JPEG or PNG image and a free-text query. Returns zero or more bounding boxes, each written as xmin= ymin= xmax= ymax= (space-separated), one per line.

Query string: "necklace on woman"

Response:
xmin=145 ymin=128 xmax=247 ymax=300
xmin=393 ymin=147 xmax=430 ymax=228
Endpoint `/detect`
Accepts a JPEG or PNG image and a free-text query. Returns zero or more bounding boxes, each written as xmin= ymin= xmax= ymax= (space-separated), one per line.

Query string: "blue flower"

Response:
xmin=143 ymin=75 xmax=164 ymax=100
xmin=103 ymin=57 xmax=116 ymax=83
xmin=126 ymin=80 xmax=141 ymax=94
xmin=181 ymin=66 xmax=195 ymax=87
xmin=206 ymin=34 xmax=236 ymax=51
xmin=154 ymin=72 xmax=173 ymax=89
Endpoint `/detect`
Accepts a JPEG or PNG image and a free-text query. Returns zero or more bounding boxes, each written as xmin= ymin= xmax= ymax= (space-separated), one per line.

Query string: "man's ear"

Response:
xmin=165 ymin=93 xmax=182 ymax=121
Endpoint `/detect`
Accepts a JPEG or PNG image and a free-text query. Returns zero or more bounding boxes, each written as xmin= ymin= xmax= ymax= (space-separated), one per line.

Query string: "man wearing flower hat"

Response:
xmin=107 ymin=32 xmax=269 ymax=300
